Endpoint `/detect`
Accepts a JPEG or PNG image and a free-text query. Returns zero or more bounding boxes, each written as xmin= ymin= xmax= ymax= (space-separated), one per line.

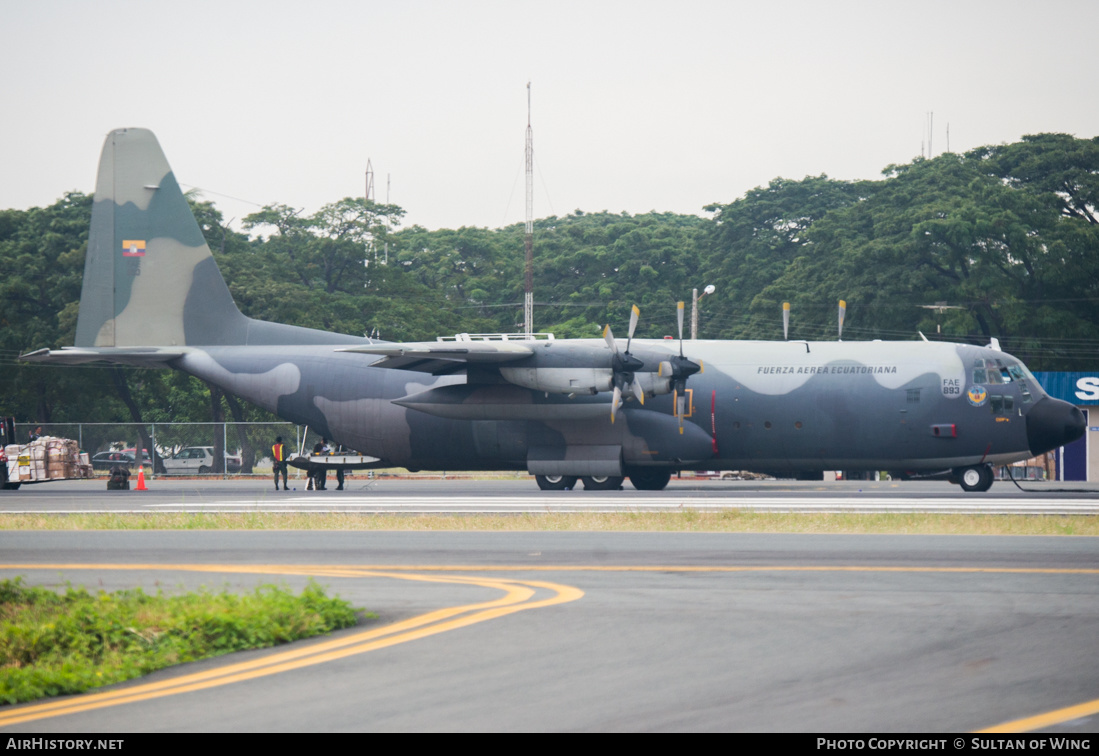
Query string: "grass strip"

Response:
xmin=0 ymin=511 xmax=1095 ymax=535
xmin=0 ymin=578 xmax=359 ymax=705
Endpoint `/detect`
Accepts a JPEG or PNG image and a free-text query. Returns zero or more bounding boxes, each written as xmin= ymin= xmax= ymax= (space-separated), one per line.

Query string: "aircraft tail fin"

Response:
xmin=74 ymin=128 xmax=250 ymax=348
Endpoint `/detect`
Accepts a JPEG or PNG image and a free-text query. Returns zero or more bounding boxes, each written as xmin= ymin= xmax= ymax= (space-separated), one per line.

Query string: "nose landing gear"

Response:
xmin=953 ymin=464 xmax=994 ymax=493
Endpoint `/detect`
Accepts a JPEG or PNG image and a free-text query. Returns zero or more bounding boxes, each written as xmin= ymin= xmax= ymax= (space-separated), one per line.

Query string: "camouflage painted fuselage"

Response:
xmin=170 ymin=337 xmax=1053 ymax=476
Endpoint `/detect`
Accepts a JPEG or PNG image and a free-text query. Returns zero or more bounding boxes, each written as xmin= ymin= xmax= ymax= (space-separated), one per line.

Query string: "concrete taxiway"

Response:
xmin=2 ymin=476 xmax=1099 ymax=514
xmin=0 ymin=530 xmax=1096 ymax=732
xmin=2 ymin=479 xmax=1097 ymax=731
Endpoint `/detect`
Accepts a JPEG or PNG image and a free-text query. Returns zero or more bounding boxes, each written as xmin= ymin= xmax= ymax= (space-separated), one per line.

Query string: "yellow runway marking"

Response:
xmin=0 ymin=562 xmax=1094 ymax=731
xmin=0 ymin=564 xmax=582 ymax=727
xmin=265 ymin=564 xmax=1099 ymax=575
xmin=8 ymin=563 xmax=1096 ymax=575
xmin=978 ymin=697 xmax=1099 ymax=733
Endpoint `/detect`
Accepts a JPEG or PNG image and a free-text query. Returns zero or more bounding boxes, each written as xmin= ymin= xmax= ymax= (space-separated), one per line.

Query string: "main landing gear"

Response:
xmin=533 ymin=471 xmax=672 ymax=491
xmin=535 ymin=474 xmax=577 ymax=491
xmin=625 ymin=469 xmax=672 ymax=491
xmin=953 ymin=464 xmax=994 ymax=493
xmin=581 ymin=475 xmax=624 ymax=491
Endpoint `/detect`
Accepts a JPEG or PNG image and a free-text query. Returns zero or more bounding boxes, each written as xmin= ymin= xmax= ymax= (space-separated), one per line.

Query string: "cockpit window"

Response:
xmin=1011 ymin=362 xmax=1039 ymax=383
xmin=973 ymin=356 xmax=1029 ymax=389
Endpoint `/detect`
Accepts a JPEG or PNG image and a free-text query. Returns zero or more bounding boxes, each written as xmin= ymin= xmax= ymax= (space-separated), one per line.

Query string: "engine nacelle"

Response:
xmin=500 ymin=367 xmax=613 ymax=395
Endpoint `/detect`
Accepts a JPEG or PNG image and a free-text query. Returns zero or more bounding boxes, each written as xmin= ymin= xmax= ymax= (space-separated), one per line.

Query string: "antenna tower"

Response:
xmin=524 ymin=82 xmax=534 ymax=337
xmin=365 ymin=159 xmax=375 ymax=264
xmin=385 ymin=173 xmax=391 ymax=265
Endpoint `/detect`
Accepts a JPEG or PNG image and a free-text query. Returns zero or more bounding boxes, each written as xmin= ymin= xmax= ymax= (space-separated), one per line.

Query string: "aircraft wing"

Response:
xmin=20 ymin=347 xmax=189 ymax=367
xmin=337 ymin=341 xmax=534 ymax=373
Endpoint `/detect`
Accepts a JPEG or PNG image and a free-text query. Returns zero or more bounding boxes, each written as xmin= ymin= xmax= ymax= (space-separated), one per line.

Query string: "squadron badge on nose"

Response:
xmin=967 ymin=385 xmax=988 ymax=407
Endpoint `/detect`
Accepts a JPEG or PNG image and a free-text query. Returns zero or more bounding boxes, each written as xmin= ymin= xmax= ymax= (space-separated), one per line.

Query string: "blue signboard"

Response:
xmin=1034 ymin=372 xmax=1099 ymax=405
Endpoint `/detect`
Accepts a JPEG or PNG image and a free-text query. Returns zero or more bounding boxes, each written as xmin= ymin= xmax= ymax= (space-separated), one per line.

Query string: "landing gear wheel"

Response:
xmin=957 ymin=464 xmax=993 ymax=493
xmin=535 ymin=474 xmax=577 ymax=491
xmin=581 ymin=475 xmax=624 ymax=491
xmin=628 ymin=470 xmax=672 ymax=491
xmin=2 ymin=482 xmax=20 ymax=491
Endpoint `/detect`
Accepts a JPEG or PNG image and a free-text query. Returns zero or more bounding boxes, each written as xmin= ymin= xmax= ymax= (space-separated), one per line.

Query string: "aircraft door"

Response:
xmin=472 ymin=421 xmax=528 ymax=465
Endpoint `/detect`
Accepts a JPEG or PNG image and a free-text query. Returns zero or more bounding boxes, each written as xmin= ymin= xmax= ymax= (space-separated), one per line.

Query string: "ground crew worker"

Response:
xmin=311 ymin=439 xmax=330 ymax=490
xmin=272 ymin=436 xmax=288 ymax=490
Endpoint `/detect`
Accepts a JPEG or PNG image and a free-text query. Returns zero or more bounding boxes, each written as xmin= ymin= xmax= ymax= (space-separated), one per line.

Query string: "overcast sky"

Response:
xmin=2 ymin=0 xmax=1096 ymax=232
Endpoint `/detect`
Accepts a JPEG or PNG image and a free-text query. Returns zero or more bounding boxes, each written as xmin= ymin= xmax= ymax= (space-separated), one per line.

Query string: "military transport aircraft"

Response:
xmin=22 ymin=128 xmax=1086 ymax=492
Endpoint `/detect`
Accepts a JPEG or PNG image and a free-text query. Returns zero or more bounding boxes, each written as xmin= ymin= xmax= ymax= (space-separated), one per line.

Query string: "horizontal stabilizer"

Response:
xmin=20 ymin=346 xmax=188 ymax=367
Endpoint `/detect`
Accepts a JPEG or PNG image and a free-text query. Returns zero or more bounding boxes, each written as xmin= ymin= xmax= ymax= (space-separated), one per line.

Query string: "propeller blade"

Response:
xmin=622 ymin=304 xmax=640 ymax=355
xmin=603 ymin=323 xmax=616 ymax=354
xmin=632 ymin=374 xmax=645 ymax=406
xmin=838 ymin=299 xmax=846 ymax=340
xmin=611 ymin=384 xmax=622 ymax=424
xmin=783 ymin=302 xmax=790 ymax=341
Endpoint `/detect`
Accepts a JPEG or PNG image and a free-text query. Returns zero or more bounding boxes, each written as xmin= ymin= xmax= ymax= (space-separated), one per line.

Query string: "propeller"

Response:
xmin=603 ymin=305 xmax=646 ymax=423
xmin=783 ymin=301 xmax=790 ymax=340
xmin=661 ymin=301 xmax=702 ymax=434
xmin=838 ymin=299 xmax=846 ymax=340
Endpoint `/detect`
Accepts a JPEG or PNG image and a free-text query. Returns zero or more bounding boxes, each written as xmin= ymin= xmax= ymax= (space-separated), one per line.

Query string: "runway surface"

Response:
xmin=1 ymin=529 xmax=1097 ymax=732
xmin=3 ymin=476 xmax=1099 ymax=514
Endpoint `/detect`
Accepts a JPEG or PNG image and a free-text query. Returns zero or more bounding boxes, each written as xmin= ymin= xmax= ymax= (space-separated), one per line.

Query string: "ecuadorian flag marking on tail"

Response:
xmin=122 ymin=239 xmax=146 ymax=257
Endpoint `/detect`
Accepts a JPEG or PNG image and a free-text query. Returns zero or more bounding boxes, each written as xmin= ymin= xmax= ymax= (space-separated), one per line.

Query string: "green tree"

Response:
xmin=974 ymin=133 xmax=1099 ymax=226
xmin=244 ymin=198 xmax=405 ymax=295
xmin=0 ymin=193 xmax=127 ymax=423
xmin=702 ymin=175 xmax=874 ymax=338
xmin=751 ymin=145 xmax=1099 ymax=368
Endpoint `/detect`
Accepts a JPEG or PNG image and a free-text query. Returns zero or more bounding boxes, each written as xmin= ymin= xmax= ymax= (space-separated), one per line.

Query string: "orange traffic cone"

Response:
xmin=135 ymin=466 xmax=147 ymax=491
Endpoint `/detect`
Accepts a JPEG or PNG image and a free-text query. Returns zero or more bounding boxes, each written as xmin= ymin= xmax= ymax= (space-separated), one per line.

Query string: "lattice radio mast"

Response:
xmin=524 ymin=82 xmax=534 ymax=337
xmin=365 ymin=159 xmax=375 ymax=264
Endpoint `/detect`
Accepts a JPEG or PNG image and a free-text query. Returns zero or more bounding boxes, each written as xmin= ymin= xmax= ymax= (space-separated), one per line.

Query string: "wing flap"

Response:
xmin=337 ymin=341 xmax=533 ymax=373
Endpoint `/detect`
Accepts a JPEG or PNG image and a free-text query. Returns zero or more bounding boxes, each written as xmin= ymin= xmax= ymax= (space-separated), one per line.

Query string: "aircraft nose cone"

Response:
xmin=1026 ymin=397 xmax=1086 ymax=456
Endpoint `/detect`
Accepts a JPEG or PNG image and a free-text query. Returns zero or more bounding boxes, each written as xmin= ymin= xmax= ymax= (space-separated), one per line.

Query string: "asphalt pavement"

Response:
xmin=0 ymin=529 xmax=1097 ymax=732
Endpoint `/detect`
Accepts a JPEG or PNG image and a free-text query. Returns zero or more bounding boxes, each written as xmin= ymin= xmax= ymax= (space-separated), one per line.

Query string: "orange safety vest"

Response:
xmin=272 ymin=443 xmax=286 ymax=462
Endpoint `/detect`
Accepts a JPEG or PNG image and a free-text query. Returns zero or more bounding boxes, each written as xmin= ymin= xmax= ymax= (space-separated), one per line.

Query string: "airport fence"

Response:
xmin=11 ymin=421 xmax=331 ymax=478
